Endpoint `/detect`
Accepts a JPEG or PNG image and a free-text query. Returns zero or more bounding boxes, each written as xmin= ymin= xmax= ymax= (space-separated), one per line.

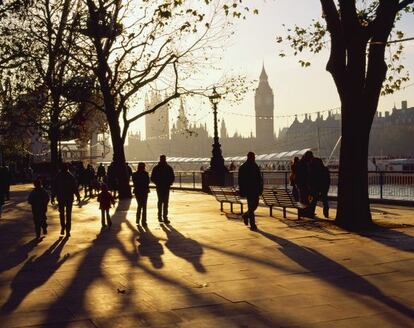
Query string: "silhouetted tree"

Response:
xmin=75 ymin=0 xmax=243 ymax=198
xmin=0 ymin=0 xmax=94 ymax=169
xmin=278 ymin=1 xmax=413 ymax=229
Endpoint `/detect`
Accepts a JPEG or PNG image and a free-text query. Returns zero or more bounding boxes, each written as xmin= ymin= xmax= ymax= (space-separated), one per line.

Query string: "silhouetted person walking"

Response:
xmin=97 ymin=163 xmax=106 ymax=182
xmin=51 ymin=163 xmax=81 ymax=237
xmin=238 ymin=152 xmax=263 ymax=231
xmin=151 ymin=155 xmax=175 ymax=224
xmin=132 ymin=162 xmax=150 ymax=225
xmin=85 ymin=164 xmax=95 ymax=197
xmin=97 ymin=183 xmax=115 ymax=228
xmin=28 ymin=178 xmax=50 ymax=239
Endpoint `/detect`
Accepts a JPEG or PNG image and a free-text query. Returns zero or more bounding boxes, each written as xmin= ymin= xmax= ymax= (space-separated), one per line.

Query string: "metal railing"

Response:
xmin=161 ymin=170 xmax=414 ymax=203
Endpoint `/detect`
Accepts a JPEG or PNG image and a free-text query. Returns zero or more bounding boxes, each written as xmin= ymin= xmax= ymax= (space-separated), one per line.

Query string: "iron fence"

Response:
xmin=160 ymin=170 xmax=414 ymax=202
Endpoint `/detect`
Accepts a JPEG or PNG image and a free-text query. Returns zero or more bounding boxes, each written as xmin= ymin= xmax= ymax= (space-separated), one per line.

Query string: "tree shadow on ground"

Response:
xmin=0 ymin=237 xmax=69 ymax=313
xmin=136 ymin=224 xmax=164 ymax=269
xmin=161 ymin=224 xmax=206 ymax=273
xmin=359 ymin=224 xmax=414 ymax=252
xmin=257 ymin=229 xmax=414 ymax=324
xmin=277 ymin=216 xmax=343 ymax=235
xmin=35 ymin=199 xmax=134 ymax=326
xmin=1 ymin=189 xmax=32 ymax=212
xmin=35 ymin=198 xmax=292 ymax=327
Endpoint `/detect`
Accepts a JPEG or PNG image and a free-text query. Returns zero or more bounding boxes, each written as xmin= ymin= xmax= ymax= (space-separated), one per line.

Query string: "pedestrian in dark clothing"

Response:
xmin=28 ymin=178 xmax=50 ymax=239
xmin=0 ymin=166 xmax=8 ymax=218
xmin=308 ymin=157 xmax=331 ymax=218
xmin=51 ymin=163 xmax=81 ymax=237
xmin=319 ymin=161 xmax=331 ymax=218
xmin=107 ymin=162 xmax=118 ymax=198
xmin=294 ymin=151 xmax=313 ymax=217
xmin=85 ymin=164 xmax=95 ymax=197
xmin=132 ymin=162 xmax=150 ymax=225
xmin=151 ymin=155 xmax=175 ymax=224
xmin=126 ymin=163 xmax=133 ymax=180
xmin=97 ymin=163 xmax=106 ymax=182
xmin=238 ymin=152 xmax=263 ymax=231
xmin=2 ymin=165 xmax=11 ymax=200
xmin=78 ymin=164 xmax=89 ymax=198
xmin=290 ymin=156 xmax=300 ymax=201
xmin=97 ymin=183 xmax=115 ymax=228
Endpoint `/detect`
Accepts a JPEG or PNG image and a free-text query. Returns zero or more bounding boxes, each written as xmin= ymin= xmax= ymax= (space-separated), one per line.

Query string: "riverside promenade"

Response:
xmin=0 ymin=185 xmax=413 ymax=328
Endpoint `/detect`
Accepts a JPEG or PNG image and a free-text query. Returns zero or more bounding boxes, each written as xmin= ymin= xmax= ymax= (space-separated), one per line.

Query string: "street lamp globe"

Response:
xmin=209 ymin=87 xmax=221 ymax=106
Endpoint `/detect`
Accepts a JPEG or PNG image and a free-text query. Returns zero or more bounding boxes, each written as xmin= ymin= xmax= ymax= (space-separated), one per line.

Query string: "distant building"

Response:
xmin=126 ymin=66 xmax=414 ymax=161
xmin=126 ymin=65 xmax=277 ymax=160
xmin=255 ymin=64 xmax=274 ymax=144
xmin=275 ymin=101 xmax=414 ymax=158
xmin=145 ymin=91 xmax=169 ymax=140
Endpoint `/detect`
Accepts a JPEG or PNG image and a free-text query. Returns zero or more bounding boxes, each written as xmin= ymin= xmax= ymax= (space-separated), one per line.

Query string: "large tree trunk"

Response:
xmin=107 ymin=110 xmax=132 ymax=199
xmin=335 ymin=98 xmax=374 ymax=230
xmin=49 ymin=128 xmax=59 ymax=173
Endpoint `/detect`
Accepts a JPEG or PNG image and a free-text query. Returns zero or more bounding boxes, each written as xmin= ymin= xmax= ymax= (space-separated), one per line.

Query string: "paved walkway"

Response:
xmin=0 ymin=184 xmax=413 ymax=328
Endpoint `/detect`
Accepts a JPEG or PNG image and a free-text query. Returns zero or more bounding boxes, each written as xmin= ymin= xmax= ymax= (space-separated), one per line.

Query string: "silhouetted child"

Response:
xmin=28 ymin=178 xmax=50 ymax=239
xmin=97 ymin=183 xmax=115 ymax=228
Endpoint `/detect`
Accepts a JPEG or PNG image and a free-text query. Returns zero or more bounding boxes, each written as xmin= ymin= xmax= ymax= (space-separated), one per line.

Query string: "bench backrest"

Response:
xmin=210 ymin=186 xmax=240 ymax=203
xmin=262 ymin=187 xmax=296 ymax=208
xmin=262 ymin=187 xmax=277 ymax=206
xmin=222 ymin=187 xmax=240 ymax=202
xmin=210 ymin=186 xmax=227 ymax=202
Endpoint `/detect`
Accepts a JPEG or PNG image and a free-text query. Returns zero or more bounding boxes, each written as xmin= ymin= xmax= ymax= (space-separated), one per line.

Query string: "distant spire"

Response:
xmin=260 ymin=62 xmax=268 ymax=81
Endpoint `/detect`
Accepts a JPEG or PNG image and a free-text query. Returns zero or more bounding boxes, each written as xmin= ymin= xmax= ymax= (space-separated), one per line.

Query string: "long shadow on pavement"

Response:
xmin=0 ymin=237 xmax=69 ymax=313
xmin=33 ymin=199 xmax=136 ymax=326
xmin=29 ymin=198 xmax=307 ymax=327
xmin=136 ymin=224 xmax=164 ymax=269
xmin=161 ymin=224 xmax=206 ymax=273
xmin=359 ymin=225 xmax=414 ymax=252
xmin=258 ymin=229 xmax=414 ymax=325
xmin=0 ymin=238 xmax=43 ymax=275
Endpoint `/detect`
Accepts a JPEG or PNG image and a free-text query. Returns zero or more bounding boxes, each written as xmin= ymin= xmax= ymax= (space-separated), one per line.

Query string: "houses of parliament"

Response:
xmin=126 ymin=66 xmax=414 ymax=161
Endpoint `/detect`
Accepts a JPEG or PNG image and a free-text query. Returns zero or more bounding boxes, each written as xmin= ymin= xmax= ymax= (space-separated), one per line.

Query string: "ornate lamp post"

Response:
xmin=209 ymin=87 xmax=226 ymax=172
xmin=202 ymin=87 xmax=230 ymax=192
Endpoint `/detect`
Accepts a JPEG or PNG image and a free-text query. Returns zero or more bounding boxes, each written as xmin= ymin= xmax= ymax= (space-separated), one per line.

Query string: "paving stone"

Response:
xmin=0 ymin=185 xmax=413 ymax=327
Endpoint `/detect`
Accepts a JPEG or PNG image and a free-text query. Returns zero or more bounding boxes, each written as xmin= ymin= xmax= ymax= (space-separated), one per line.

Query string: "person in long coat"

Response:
xmin=132 ymin=162 xmax=150 ymax=225
xmin=51 ymin=163 xmax=81 ymax=237
xmin=151 ymin=155 xmax=175 ymax=224
xmin=238 ymin=152 xmax=263 ymax=231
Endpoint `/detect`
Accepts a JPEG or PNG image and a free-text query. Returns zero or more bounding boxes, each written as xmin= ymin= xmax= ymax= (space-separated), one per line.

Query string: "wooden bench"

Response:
xmin=262 ymin=187 xmax=306 ymax=219
xmin=210 ymin=186 xmax=244 ymax=214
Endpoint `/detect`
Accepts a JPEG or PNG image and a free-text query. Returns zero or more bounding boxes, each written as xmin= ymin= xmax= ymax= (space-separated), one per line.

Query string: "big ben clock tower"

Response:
xmin=255 ymin=64 xmax=274 ymax=145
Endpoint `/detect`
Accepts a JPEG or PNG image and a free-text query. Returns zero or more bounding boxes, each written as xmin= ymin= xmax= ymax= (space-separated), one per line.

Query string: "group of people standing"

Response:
xmin=236 ymin=150 xmax=331 ymax=231
xmin=290 ymin=151 xmax=331 ymax=218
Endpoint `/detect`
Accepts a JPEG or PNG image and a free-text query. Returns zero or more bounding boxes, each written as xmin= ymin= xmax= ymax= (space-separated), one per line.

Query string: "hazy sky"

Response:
xmin=130 ymin=0 xmax=414 ymax=139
